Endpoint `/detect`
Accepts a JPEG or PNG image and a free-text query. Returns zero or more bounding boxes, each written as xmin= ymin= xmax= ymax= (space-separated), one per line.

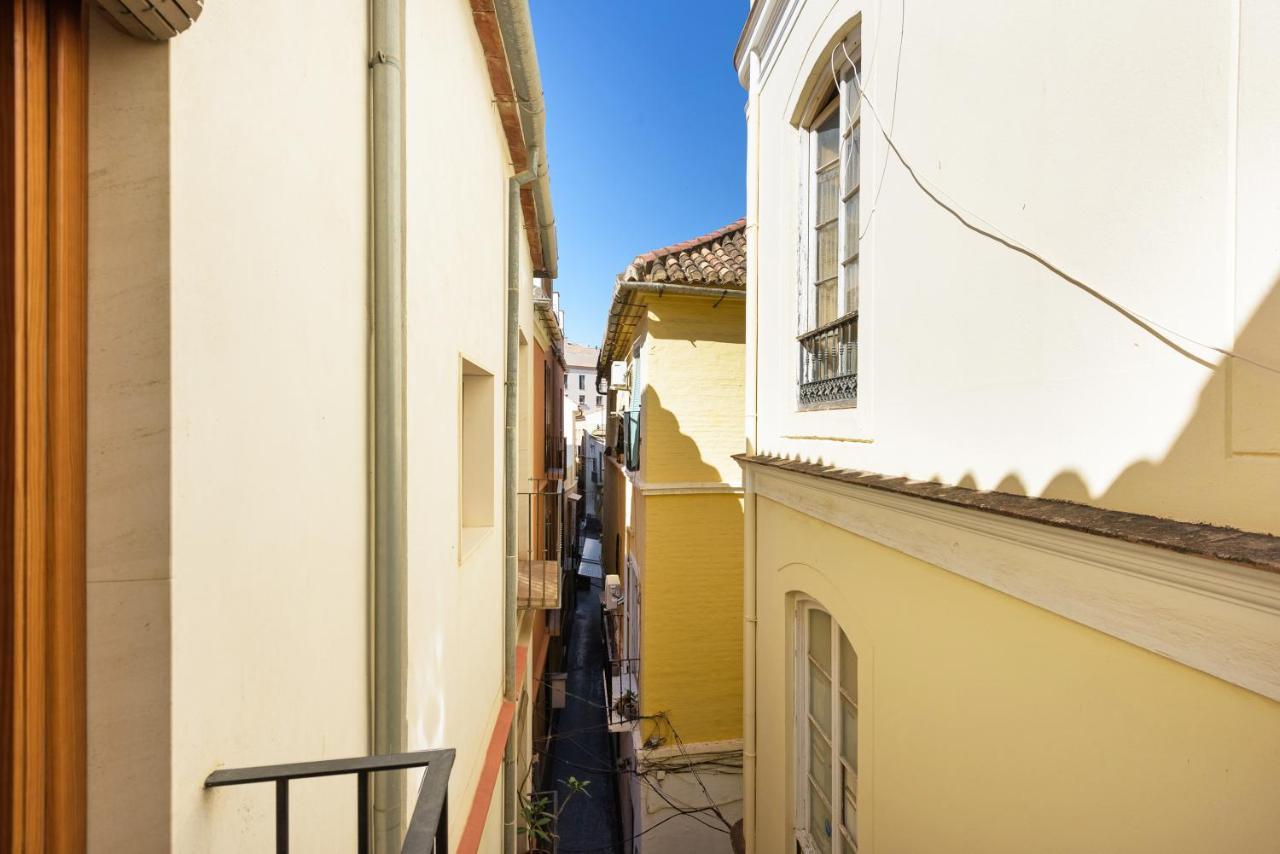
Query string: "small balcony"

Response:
xmin=543 ymin=434 xmax=566 ymax=475
xmin=622 ymin=409 xmax=640 ymax=471
xmin=798 ymin=313 xmax=858 ymax=408
xmin=601 ymin=605 xmax=638 ymax=733
xmin=607 ymin=411 xmax=623 ymax=457
xmin=204 ymin=749 xmax=454 ymax=853
xmin=518 ymin=481 xmax=562 ymax=610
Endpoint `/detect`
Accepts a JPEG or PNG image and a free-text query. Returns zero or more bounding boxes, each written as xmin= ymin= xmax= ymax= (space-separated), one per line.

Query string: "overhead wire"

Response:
xmin=829 ymin=31 xmax=1280 ymax=376
xmin=556 ymin=803 xmax=732 ymax=854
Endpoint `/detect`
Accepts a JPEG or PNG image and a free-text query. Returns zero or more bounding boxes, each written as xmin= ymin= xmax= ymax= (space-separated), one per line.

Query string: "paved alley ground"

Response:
xmin=544 ymin=533 xmax=621 ymax=853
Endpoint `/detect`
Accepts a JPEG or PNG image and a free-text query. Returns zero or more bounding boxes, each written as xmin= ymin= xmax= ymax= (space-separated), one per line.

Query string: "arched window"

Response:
xmin=796 ymin=601 xmax=858 ymax=853
xmin=798 ymin=33 xmax=861 ymax=409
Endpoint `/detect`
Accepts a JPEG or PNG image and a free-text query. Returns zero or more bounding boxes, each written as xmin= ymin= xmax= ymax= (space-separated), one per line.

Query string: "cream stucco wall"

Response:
xmin=166 ymin=2 xmax=370 ymax=850
xmin=404 ymin=0 xmax=534 ymax=845
xmin=624 ymin=728 xmax=744 ymax=854
xmin=88 ymin=0 xmax=538 ymax=850
xmin=752 ymin=494 xmax=1280 ymax=854
xmin=746 ymin=0 xmax=1280 ymax=536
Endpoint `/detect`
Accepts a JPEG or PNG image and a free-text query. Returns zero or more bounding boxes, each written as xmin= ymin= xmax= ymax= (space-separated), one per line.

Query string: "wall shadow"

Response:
xmin=944 ymin=276 xmax=1280 ymax=535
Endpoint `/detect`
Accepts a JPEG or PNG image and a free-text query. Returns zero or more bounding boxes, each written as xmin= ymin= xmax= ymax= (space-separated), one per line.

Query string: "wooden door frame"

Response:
xmin=1 ymin=1 xmax=88 ymax=850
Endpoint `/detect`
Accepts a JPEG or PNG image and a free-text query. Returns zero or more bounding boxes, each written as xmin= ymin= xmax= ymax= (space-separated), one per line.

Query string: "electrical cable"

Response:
xmin=652 ymin=712 xmax=735 ymax=832
xmin=556 ymin=803 xmax=732 ymax=854
xmin=826 ymin=34 xmax=1280 ymax=376
xmin=635 ymin=772 xmax=730 ymax=835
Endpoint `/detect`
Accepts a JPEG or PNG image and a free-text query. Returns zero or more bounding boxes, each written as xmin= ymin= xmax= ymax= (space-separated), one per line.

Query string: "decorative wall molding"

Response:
xmin=636 ymin=479 xmax=745 ymax=497
xmin=748 ymin=463 xmax=1280 ymax=702
xmin=735 ymin=0 xmax=805 ymax=86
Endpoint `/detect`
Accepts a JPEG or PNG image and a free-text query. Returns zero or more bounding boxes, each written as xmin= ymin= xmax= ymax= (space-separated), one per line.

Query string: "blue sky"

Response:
xmin=532 ymin=0 xmax=747 ymax=345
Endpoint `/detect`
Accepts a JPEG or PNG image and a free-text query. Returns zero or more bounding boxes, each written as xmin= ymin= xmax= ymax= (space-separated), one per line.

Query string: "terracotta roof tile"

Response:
xmin=737 ymin=454 xmax=1280 ymax=575
xmin=621 ymin=218 xmax=747 ymax=287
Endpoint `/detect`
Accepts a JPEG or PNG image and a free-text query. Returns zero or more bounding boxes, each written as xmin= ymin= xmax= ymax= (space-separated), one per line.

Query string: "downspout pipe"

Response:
xmin=742 ymin=49 xmax=762 ymax=854
xmin=493 ymin=0 xmax=558 ymax=279
xmin=742 ymin=467 xmax=758 ymax=854
xmin=504 ymin=150 xmax=540 ymax=854
xmin=369 ymin=0 xmax=407 ymax=851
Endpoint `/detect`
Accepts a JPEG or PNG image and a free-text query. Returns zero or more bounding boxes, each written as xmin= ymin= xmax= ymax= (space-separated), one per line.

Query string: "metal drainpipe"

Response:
xmin=370 ymin=0 xmax=407 ymax=851
xmin=505 ymin=151 xmax=539 ymax=854
xmin=742 ymin=49 xmax=762 ymax=854
xmin=493 ymin=0 xmax=558 ymax=279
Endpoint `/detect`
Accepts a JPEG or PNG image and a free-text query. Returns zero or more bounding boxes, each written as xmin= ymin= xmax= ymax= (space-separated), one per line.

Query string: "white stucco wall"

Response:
xmin=166 ymin=2 xmax=370 ymax=850
xmin=89 ymin=0 xmax=537 ymax=850
xmin=569 ymin=366 xmax=603 ymax=416
xmin=746 ymin=0 xmax=1280 ymax=535
xmin=404 ymin=0 xmax=534 ymax=845
xmin=622 ymin=730 xmax=743 ymax=854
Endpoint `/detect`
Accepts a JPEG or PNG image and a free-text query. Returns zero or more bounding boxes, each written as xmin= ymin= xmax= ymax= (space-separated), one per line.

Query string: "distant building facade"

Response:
xmin=598 ymin=221 xmax=747 ymax=852
xmin=566 ymin=341 xmax=605 ymax=420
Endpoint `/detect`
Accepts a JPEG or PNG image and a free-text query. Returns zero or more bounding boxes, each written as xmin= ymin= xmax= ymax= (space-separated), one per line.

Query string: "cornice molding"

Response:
xmin=746 ymin=462 xmax=1280 ymax=702
xmin=635 ymin=480 xmax=745 ymax=497
xmin=735 ymin=0 xmax=805 ymax=87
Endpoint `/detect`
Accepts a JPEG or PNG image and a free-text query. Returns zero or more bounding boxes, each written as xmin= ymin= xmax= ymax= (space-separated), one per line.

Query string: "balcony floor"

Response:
xmin=518 ymin=558 xmax=560 ymax=609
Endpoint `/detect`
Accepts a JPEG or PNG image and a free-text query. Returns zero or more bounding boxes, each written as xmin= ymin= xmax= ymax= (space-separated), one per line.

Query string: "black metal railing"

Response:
xmin=604 ymin=655 xmax=641 ymax=726
xmin=798 ymin=313 xmax=857 ymax=407
xmin=543 ymin=435 xmax=566 ymax=473
xmin=600 ymin=605 xmax=639 ymax=727
xmin=622 ymin=409 xmax=640 ymax=471
xmin=608 ymin=412 xmax=624 ymax=457
xmin=601 ymin=604 xmax=623 ymax=663
xmin=518 ymin=480 xmax=563 ymax=609
xmin=204 ymin=749 xmax=454 ymax=854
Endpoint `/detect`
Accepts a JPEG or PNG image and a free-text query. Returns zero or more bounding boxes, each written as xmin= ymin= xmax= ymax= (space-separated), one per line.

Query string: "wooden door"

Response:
xmin=1 ymin=1 xmax=88 ymax=850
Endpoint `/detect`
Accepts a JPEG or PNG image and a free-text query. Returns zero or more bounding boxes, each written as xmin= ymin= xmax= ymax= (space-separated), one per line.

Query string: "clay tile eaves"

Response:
xmin=620 ymin=218 xmax=747 ymax=288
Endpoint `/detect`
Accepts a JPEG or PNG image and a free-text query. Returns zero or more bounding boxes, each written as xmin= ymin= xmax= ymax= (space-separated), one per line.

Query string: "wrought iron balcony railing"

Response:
xmin=798 ymin=313 xmax=858 ymax=408
xmin=543 ymin=435 xmax=566 ymax=473
xmin=518 ymin=480 xmax=563 ymax=610
xmin=604 ymin=655 xmax=640 ymax=733
xmin=601 ymin=605 xmax=638 ymax=732
xmin=204 ymin=749 xmax=454 ymax=854
xmin=608 ymin=412 xmax=624 ymax=457
xmin=622 ymin=409 xmax=640 ymax=471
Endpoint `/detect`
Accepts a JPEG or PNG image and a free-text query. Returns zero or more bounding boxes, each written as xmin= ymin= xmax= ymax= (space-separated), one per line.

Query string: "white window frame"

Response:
xmin=795 ymin=600 xmax=859 ymax=854
xmin=798 ymin=40 xmax=862 ymax=412
xmin=625 ymin=555 xmax=641 ymax=668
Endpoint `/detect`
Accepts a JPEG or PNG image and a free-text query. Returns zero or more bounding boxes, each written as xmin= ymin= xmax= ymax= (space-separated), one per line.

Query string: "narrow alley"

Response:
xmin=543 ymin=533 xmax=621 ymax=853
xmin=7 ymin=1 xmax=1280 ymax=851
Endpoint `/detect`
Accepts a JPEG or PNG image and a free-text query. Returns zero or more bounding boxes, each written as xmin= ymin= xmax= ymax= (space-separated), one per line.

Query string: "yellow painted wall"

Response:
xmin=601 ymin=455 xmax=628 ymax=581
xmin=640 ymin=494 xmax=743 ymax=744
xmin=753 ymin=495 xmax=1280 ymax=854
xmin=630 ymin=484 xmax=646 ymax=585
xmin=642 ymin=297 xmax=745 ymax=485
xmin=617 ymin=293 xmax=746 ymax=746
